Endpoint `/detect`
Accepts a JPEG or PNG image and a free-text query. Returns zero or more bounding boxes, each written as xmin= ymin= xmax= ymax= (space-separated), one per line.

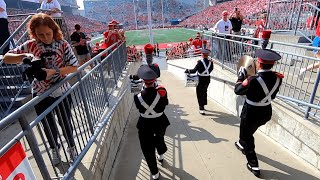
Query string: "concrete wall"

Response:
xmin=73 ymin=62 xmax=141 ymax=180
xmin=167 ymin=58 xmax=320 ymax=171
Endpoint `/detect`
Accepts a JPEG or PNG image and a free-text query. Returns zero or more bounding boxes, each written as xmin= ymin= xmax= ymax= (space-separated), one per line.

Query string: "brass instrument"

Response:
xmin=237 ymin=55 xmax=257 ymax=76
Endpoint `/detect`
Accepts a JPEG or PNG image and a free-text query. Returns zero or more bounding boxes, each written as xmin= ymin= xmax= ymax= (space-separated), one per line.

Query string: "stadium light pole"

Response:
xmin=161 ymin=0 xmax=164 ymax=28
xmin=147 ymin=0 xmax=154 ymax=44
xmin=133 ymin=0 xmax=138 ymax=30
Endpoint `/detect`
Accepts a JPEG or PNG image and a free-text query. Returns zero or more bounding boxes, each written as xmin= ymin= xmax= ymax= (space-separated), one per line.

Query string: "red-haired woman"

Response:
xmin=4 ymin=13 xmax=79 ymax=165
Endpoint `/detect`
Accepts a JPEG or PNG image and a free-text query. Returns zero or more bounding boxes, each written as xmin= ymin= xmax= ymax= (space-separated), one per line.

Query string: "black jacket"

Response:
xmin=186 ymin=58 xmax=213 ymax=76
xmin=134 ymin=86 xmax=170 ymax=130
xmin=234 ymin=70 xmax=283 ymax=120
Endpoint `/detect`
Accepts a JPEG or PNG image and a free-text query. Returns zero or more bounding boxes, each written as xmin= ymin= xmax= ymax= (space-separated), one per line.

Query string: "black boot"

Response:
xmin=234 ymin=141 xmax=245 ymax=155
xmin=246 ymin=151 xmax=260 ymax=177
xmin=247 ymin=162 xmax=260 ymax=177
xmin=199 ymin=106 xmax=205 ymax=115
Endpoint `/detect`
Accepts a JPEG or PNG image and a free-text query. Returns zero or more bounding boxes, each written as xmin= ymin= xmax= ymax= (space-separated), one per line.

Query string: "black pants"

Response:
xmin=239 ymin=117 xmax=269 ymax=166
xmin=196 ymin=76 xmax=210 ymax=110
xmin=35 ymin=95 xmax=75 ymax=149
xmin=0 ymin=18 xmax=10 ymax=54
xmin=138 ymin=126 xmax=168 ymax=175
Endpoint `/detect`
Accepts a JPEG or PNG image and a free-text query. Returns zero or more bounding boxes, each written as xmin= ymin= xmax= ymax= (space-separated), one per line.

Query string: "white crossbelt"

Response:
xmin=198 ymin=60 xmax=212 ymax=76
xmin=138 ymin=92 xmax=163 ymax=118
xmin=246 ymin=77 xmax=280 ymax=106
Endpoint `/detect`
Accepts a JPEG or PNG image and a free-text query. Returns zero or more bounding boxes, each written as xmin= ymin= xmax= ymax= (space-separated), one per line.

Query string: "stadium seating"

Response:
xmin=180 ymin=0 xmax=268 ymax=28
xmin=7 ymin=8 xmax=106 ymax=37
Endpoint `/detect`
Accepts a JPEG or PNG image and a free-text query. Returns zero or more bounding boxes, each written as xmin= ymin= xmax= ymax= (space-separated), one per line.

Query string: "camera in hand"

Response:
xmin=22 ymin=56 xmax=47 ymax=82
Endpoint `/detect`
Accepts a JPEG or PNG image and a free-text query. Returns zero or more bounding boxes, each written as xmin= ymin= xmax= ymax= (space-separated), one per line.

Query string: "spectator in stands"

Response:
xmin=214 ymin=11 xmax=233 ymax=36
xmin=103 ymin=20 xmax=123 ymax=51
xmin=70 ymin=24 xmax=91 ymax=66
xmin=229 ymin=7 xmax=244 ymax=40
xmin=92 ymin=42 xmax=100 ymax=57
xmin=0 ymin=0 xmax=10 ymax=54
xmin=157 ymin=43 xmax=160 ymax=57
xmin=253 ymin=12 xmax=267 ymax=45
xmin=192 ymin=32 xmax=203 ymax=55
xmin=213 ymin=11 xmax=233 ymax=60
xmin=3 ymin=13 xmax=78 ymax=165
xmin=39 ymin=0 xmax=62 ymax=17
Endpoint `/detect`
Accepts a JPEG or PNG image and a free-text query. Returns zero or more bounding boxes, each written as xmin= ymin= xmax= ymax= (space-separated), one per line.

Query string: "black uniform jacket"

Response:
xmin=187 ymin=58 xmax=213 ymax=76
xmin=234 ymin=70 xmax=283 ymax=120
xmin=134 ymin=85 xmax=170 ymax=130
xmin=132 ymin=64 xmax=160 ymax=80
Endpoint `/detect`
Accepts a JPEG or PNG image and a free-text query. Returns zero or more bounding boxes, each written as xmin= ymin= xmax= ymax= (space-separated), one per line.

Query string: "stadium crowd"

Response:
xmin=7 ymin=8 xmax=106 ymax=36
xmin=180 ymin=0 xmax=268 ymax=28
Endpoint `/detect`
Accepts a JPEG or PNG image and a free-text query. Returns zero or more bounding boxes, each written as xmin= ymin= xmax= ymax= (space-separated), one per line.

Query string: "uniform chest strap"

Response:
xmin=137 ymin=92 xmax=163 ymax=118
xmin=246 ymin=77 xmax=280 ymax=106
xmin=199 ymin=60 xmax=211 ymax=76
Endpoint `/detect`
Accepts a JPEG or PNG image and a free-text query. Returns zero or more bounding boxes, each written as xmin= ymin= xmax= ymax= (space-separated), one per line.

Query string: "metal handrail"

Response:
xmin=63 ymin=85 xmax=129 ymax=179
xmin=0 ymin=42 xmax=118 ymax=131
xmin=189 ymin=28 xmax=320 ymax=120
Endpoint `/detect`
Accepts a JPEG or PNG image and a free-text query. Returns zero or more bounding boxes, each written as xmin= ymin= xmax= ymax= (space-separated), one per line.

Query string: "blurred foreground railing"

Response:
xmin=0 ymin=41 xmax=127 ymax=179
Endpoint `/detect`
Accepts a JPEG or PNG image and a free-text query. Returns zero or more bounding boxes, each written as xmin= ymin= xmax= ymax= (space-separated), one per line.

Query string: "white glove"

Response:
xmin=299 ymin=68 xmax=306 ymax=80
xmin=238 ymin=66 xmax=247 ymax=80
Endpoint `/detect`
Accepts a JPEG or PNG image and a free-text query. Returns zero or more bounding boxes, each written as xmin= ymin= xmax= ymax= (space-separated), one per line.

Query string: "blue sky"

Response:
xmin=76 ymin=0 xmax=84 ymax=10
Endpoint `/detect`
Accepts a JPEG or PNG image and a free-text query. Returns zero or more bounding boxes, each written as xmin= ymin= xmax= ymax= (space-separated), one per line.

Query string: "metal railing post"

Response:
xmin=112 ymin=54 xmax=118 ymax=88
xmin=289 ymin=0 xmax=297 ymax=30
xmin=294 ymin=0 xmax=303 ymax=36
xmin=266 ymin=0 xmax=272 ymax=29
xmin=221 ymin=35 xmax=226 ymax=69
xmin=99 ymin=63 xmax=109 ymax=107
xmin=305 ymin=70 xmax=320 ymax=119
xmin=76 ymin=73 xmax=94 ymax=133
xmin=117 ymin=44 xmax=123 ymax=76
xmin=18 ymin=115 xmax=51 ymax=180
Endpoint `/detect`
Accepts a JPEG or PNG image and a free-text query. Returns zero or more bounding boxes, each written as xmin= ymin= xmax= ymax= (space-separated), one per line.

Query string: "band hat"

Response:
xmin=144 ymin=44 xmax=154 ymax=54
xmin=255 ymin=49 xmax=281 ymax=64
xmin=201 ymin=49 xmax=211 ymax=55
xmin=137 ymin=65 xmax=158 ymax=80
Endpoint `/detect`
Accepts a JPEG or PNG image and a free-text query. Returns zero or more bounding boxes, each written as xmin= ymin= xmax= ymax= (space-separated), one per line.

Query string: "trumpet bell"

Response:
xmin=237 ymin=55 xmax=257 ymax=76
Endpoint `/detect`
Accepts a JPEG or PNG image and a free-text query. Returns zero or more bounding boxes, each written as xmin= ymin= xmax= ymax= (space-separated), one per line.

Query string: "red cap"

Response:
xmin=189 ymin=38 xmax=193 ymax=41
xmin=222 ymin=11 xmax=228 ymax=16
xmin=108 ymin=20 xmax=119 ymax=26
xmin=203 ymin=40 xmax=207 ymax=44
xmin=144 ymin=44 xmax=154 ymax=54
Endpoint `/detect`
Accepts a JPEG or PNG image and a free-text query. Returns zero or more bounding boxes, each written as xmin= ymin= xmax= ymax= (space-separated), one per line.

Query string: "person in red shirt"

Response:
xmin=192 ymin=32 xmax=203 ymax=55
xmin=103 ymin=20 xmax=123 ymax=51
xmin=253 ymin=12 xmax=267 ymax=45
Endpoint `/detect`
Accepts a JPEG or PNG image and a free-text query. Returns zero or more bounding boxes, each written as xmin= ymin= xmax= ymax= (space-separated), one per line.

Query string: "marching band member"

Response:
xmin=234 ymin=49 xmax=283 ymax=177
xmin=134 ymin=65 xmax=170 ymax=180
xmin=184 ymin=49 xmax=213 ymax=115
xmin=130 ymin=44 xmax=160 ymax=80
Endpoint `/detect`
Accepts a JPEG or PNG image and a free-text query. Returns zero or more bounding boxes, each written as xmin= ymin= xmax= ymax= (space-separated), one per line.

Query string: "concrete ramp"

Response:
xmin=108 ymin=71 xmax=320 ymax=180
